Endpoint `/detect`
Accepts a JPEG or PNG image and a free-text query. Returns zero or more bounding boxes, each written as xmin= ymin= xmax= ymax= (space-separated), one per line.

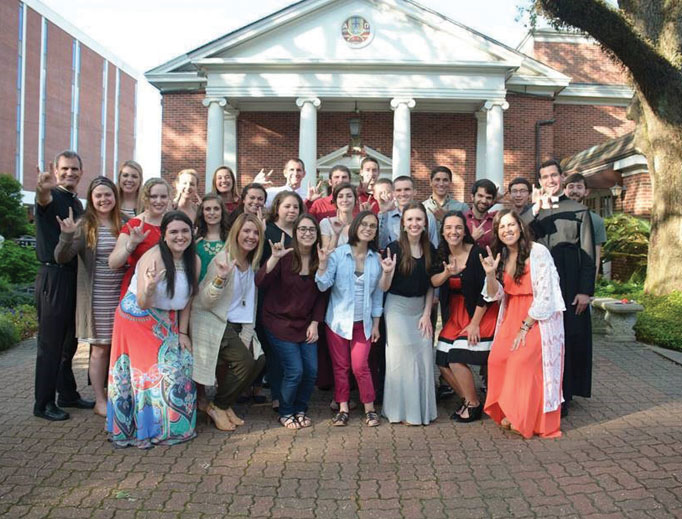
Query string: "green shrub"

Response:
xmin=0 ymin=174 xmax=31 ymax=239
xmin=595 ymin=278 xmax=644 ymax=299
xmin=0 ymin=241 xmax=38 ymax=283
xmin=634 ymin=291 xmax=682 ymax=351
xmin=0 ymin=280 xmax=34 ymax=307
xmin=0 ymin=314 xmax=19 ymax=352
xmin=0 ymin=304 xmax=38 ymax=340
xmin=603 ymin=213 xmax=650 ymax=281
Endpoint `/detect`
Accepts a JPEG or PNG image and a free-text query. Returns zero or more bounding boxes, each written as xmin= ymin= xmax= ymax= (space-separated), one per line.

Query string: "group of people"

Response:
xmin=33 ymin=150 xmax=599 ymax=448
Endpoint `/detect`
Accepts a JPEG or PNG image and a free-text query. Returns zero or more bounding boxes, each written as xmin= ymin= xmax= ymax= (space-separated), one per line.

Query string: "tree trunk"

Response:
xmin=638 ymin=98 xmax=682 ymax=295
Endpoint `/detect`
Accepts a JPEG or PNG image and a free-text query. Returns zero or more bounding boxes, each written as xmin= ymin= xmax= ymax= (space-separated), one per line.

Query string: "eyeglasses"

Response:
xmin=510 ymin=189 xmax=529 ymax=195
xmin=297 ymin=226 xmax=317 ymax=235
xmin=359 ymin=222 xmax=378 ymax=230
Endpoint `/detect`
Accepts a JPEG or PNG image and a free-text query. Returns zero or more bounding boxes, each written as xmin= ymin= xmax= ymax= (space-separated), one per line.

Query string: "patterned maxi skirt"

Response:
xmin=107 ymin=292 xmax=196 ymax=448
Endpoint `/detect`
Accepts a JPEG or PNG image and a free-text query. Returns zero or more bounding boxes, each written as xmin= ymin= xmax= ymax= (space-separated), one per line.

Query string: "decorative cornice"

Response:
xmin=295 ymin=97 xmax=321 ymax=109
xmin=483 ymin=100 xmax=509 ymax=111
xmin=202 ymin=97 xmax=227 ymax=108
xmin=390 ymin=98 xmax=416 ymax=110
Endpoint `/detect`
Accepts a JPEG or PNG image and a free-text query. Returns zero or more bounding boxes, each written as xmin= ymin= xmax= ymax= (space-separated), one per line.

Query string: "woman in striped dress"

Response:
xmin=55 ymin=177 xmax=126 ymax=417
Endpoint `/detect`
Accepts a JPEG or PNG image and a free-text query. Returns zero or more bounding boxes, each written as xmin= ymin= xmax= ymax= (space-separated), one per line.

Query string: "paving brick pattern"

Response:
xmin=1 ymin=338 xmax=680 ymax=518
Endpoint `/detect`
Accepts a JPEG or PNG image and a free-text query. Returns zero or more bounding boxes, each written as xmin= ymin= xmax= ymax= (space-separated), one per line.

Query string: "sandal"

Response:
xmin=295 ymin=413 xmax=312 ymax=428
xmin=331 ymin=411 xmax=349 ymax=426
xmin=455 ymin=401 xmax=483 ymax=423
xmin=279 ymin=414 xmax=301 ymax=430
xmin=365 ymin=411 xmax=380 ymax=427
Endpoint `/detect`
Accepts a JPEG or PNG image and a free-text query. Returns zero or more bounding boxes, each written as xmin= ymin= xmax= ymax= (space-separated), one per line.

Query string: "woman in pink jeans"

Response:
xmin=315 ymin=211 xmax=392 ymax=427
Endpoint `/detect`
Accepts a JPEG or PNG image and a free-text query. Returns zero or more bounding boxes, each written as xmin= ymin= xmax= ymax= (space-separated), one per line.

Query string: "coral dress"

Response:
xmin=484 ymin=268 xmax=562 ymax=439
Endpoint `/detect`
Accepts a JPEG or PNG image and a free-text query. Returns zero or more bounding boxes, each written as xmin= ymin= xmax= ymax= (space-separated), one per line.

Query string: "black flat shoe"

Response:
xmin=34 ymin=403 xmax=70 ymax=421
xmin=57 ymin=397 xmax=95 ymax=409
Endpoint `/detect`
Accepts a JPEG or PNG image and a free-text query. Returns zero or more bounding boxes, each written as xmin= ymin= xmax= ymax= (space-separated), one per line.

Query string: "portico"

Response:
xmin=147 ymin=0 xmax=569 ymax=195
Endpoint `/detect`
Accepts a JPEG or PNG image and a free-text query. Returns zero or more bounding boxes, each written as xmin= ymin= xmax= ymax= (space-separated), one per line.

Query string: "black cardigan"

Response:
xmin=430 ymin=244 xmax=488 ymax=324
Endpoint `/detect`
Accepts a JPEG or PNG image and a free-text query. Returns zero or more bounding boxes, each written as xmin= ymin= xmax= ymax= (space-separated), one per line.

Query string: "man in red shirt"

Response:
xmin=357 ymin=157 xmax=380 ymax=213
xmin=307 ymin=165 xmax=352 ymax=221
xmin=463 ymin=179 xmax=497 ymax=249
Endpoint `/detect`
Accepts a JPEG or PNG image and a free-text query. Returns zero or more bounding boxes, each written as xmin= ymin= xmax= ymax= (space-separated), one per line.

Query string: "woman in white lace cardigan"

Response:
xmin=480 ymin=209 xmax=565 ymax=438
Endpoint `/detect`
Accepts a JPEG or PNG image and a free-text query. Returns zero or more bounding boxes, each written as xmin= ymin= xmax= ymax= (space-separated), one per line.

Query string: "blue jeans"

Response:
xmin=264 ymin=329 xmax=318 ymax=417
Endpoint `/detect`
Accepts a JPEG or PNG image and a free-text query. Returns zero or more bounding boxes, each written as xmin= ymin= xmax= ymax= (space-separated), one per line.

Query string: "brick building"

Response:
xmin=147 ymin=0 xmax=645 ymax=215
xmin=0 ymin=0 xmax=137 ymax=202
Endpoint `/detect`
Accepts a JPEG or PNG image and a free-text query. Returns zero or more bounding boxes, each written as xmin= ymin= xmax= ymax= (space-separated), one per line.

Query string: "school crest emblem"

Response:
xmin=341 ymin=16 xmax=373 ymax=48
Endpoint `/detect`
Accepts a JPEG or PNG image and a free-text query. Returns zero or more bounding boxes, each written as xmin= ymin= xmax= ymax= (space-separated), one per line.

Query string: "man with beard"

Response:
xmin=463 ymin=179 xmax=497 ymax=249
xmin=564 ymin=173 xmax=607 ymax=282
xmin=522 ymin=159 xmax=596 ymax=415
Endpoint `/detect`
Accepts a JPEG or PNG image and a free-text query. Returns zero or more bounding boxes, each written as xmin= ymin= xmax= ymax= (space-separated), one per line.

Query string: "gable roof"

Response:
xmin=146 ymin=0 xmax=569 ymax=95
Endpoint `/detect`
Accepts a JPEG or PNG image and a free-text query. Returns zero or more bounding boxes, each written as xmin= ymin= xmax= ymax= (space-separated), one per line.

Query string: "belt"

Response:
xmin=40 ymin=262 xmax=76 ymax=271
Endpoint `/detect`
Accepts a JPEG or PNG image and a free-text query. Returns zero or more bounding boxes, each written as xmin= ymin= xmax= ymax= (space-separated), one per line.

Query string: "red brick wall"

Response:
xmin=0 ymin=0 xmax=20 ymax=177
xmin=237 ymin=111 xmax=299 ymax=188
xmin=78 ymin=44 xmax=104 ymax=183
xmin=117 ymin=72 xmax=136 ymax=170
xmin=615 ymin=172 xmax=651 ymax=217
xmin=412 ymin=113 xmax=475 ymax=202
xmin=161 ymin=92 xmax=207 ymax=191
xmin=22 ymin=8 xmax=41 ymax=192
xmin=104 ymin=62 xmax=116 ymax=179
xmin=554 ymin=104 xmax=635 ymax=159
xmin=503 ymin=94 xmax=555 ymax=190
xmin=44 ymin=21 xmax=73 ymax=185
xmin=534 ymin=41 xmax=629 ymax=85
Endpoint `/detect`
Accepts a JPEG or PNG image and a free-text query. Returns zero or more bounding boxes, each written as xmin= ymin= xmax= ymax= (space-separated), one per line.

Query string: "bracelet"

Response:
xmin=212 ymin=276 xmax=226 ymax=288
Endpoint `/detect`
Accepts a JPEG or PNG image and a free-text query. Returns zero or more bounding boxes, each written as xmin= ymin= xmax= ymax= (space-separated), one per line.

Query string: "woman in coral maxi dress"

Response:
xmin=481 ymin=209 xmax=565 ymax=439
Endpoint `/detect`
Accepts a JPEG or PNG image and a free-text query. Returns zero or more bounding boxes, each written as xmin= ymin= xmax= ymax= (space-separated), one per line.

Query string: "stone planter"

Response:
xmin=591 ymin=297 xmax=644 ymax=342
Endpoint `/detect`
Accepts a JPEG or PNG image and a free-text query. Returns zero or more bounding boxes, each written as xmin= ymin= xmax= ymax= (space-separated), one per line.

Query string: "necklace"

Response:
xmin=236 ymin=267 xmax=250 ymax=307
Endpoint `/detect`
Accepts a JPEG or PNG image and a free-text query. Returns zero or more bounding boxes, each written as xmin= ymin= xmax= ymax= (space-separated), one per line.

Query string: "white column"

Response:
xmin=223 ymin=106 xmax=239 ymax=178
xmin=296 ymin=97 xmax=321 ymax=191
xmin=483 ymin=100 xmax=509 ymax=192
xmin=202 ymin=97 xmax=227 ymax=193
xmin=390 ymin=98 xmax=415 ymax=179
xmin=475 ymin=110 xmax=487 ymax=181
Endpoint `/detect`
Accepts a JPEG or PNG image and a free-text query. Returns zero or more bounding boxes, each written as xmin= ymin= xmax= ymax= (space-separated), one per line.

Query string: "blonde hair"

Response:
xmin=116 ymin=160 xmax=143 ymax=199
xmin=174 ymin=169 xmax=200 ymax=201
xmin=224 ymin=213 xmax=264 ymax=270
xmin=139 ymin=178 xmax=171 ymax=213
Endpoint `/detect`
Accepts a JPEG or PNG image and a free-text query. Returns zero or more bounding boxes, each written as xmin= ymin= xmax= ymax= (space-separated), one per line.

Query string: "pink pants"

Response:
xmin=326 ymin=322 xmax=375 ymax=404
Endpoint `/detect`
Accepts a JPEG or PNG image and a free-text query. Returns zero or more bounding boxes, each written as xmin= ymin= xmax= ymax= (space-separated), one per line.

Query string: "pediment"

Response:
xmin=206 ymin=0 xmax=512 ymax=65
xmin=150 ymin=0 xmax=525 ymax=76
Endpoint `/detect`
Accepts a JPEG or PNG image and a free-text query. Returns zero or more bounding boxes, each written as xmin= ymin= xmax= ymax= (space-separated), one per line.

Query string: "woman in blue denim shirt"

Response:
xmin=316 ymin=211 xmax=390 ymax=427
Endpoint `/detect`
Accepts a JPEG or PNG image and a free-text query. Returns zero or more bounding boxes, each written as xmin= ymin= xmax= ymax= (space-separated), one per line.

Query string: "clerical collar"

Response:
xmin=56 ymin=185 xmax=78 ymax=198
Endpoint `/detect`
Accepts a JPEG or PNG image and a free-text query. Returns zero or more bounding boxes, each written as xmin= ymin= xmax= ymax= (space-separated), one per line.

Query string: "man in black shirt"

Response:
xmin=34 ymin=151 xmax=94 ymax=420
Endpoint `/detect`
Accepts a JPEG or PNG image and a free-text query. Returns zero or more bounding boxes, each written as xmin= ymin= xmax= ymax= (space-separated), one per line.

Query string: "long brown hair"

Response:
xmin=196 ymin=193 xmax=230 ymax=241
xmin=211 ymin=165 xmax=239 ymax=201
xmin=491 ymin=209 xmax=532 ymax=285
xmin=290 ymin=214 xmax=320 ymax=275
xmin=397 ymin=202 xmax=432 ymax=276
xmin=83 ymin=177 xmax=122 ymax=249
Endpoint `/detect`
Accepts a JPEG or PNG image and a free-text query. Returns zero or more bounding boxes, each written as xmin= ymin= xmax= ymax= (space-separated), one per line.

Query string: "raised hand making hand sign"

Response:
xmin=478 ymin=245 xmax=501 ymax=276
xmin=56 ymin=207 xmax=78 ymax=234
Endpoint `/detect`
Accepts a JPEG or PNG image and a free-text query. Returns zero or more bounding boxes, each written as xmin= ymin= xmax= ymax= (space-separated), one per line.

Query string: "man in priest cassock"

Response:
xmin=522 ymin=159 xmax=596 ymax=416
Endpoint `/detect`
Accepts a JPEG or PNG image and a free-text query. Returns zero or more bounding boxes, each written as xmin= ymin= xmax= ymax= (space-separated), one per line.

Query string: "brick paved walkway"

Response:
xmin=0 ymin=338 xmax=680 ymax=519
